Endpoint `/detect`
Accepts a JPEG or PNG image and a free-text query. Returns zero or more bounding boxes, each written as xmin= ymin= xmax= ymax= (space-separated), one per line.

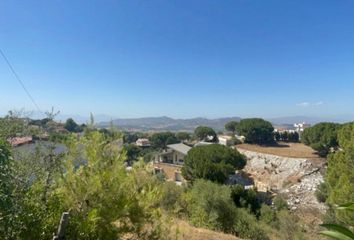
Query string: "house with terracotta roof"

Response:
xmin=7 ymin=136 xmax=33 ymax=147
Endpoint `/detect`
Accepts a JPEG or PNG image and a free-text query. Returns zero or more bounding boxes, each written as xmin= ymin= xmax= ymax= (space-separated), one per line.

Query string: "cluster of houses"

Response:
xmin=133 ymin=135 xmax=234 ymax=183
xmin=274 ymin=122 xmax=311 ymax=134
xmin=138 ymin=122 xmax=311 ymax=186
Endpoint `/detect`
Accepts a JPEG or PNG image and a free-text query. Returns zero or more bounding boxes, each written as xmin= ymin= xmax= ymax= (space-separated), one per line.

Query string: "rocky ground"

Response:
xmin=237 ymin=149 xmax=327 ymax=216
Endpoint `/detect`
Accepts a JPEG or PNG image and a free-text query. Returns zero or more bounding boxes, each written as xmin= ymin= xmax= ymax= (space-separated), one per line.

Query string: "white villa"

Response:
xmin=155 ymin=143 xmax=191 ymax=165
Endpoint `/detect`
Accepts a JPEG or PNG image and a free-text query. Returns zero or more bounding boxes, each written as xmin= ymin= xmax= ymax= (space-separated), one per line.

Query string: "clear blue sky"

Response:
xmin=1 ymin=0 xmax=354 ymax=119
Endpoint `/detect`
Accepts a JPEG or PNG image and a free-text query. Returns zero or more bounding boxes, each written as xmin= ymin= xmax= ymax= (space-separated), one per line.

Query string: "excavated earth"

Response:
xmin=237 ymin=149 xmax=327 ymax=217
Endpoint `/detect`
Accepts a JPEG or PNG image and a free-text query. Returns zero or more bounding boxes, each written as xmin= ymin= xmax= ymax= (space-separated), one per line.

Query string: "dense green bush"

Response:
xmin=230 ymin=184 xmax=260 ymax=215
xmin=182 ymin=144 xmax=246 ymax=183
xmin=186 ymin=180 xmax=270 ymax=239
xmin=234 ymin=208 xmax=269 ymax=240
xmin=273 ymin=195 xmax=288 ymax=211
xmin=187 ymin=179 xmax=237 ymax=232
xmin=315 ymin=182 xmax=329 ymax=203
xmin=301 ymin=122 xmax=340 ymax=156
xmin=160 ymin=182 xmax=186 ymax=216
xmin=259 ymin=204 xmax=277 ymax=226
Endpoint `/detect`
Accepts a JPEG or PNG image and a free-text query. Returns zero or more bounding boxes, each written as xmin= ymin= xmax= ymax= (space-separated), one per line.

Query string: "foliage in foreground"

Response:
xmin=0 ymin=131 xmax=169 ymax=240
xmin=325 ymin=123 xmax=354 ymax=226
xmin=320 ymin=203 xmax=354 ymax=240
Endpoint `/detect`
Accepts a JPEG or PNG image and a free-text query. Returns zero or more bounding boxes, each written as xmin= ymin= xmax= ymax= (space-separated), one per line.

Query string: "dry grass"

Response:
xmin=170 ymin=220 xmax=240 ymax=240
xmin=153 ymin=162 xmax=185 ymax=182
xmin=236 ymin=142 xmax=323 ymax=161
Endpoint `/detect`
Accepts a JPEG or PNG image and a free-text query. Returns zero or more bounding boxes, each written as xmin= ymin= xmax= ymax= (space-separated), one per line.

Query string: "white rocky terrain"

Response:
xmin=237 ymin=149 xmax=326 ymax=214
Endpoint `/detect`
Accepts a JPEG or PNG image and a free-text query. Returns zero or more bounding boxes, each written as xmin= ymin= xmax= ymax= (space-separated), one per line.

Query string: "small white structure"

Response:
xmin=235 ymin=135 xmax=246 ymax=143
xmin=136 ymin=138 xmax=151 ymax=147
xmin=218 ymin=135 xmax=234 ymax=146
xmin=294 ymin=122 xmax=311 ymax=132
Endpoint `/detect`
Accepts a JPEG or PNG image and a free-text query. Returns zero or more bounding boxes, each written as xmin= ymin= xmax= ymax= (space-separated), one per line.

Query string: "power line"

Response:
xmin=0 ymin=48 xmax=42 ymax=113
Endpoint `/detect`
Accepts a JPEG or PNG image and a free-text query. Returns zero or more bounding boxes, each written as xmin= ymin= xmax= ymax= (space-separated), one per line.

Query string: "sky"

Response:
xmin=1 ymin=0 xmax=354 ymax=120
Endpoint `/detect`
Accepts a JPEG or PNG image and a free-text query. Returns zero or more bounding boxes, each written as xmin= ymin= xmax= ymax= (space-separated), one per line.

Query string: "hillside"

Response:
xmin=99 ymin=116 xmax=241 ymax=131
xmin=96 ymin=115 xmax=354 ymax=131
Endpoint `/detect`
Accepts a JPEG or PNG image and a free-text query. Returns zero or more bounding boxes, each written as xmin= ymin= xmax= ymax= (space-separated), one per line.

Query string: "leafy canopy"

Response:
xmin=181 ymin=144 xmax=246 ymax=183
xmin=175 ymin=132 xmax=191 ymax=141
xmin=236 ymin=118 xmax=274 ymax=144
xmin=149 ymin=132 xmax=179 ymax=149
xmin=225 ymin=121 xmax=239 ymax=134
xmin=301 ymin=122 xmax=340 ymax=156
xmin=64 ymin=118 xmax=83 ymax=132
xmin=194 ymin=126 xmax=217 ymax=142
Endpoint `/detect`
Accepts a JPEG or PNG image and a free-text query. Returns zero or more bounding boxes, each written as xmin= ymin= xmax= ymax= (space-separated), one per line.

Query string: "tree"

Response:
xmin=55 ymin=132 xmax=166 ymax=239
xmin=225 ymin=121 xmax=239 ymax=134
xmin=325 ymin=122 xmax=354 ymax=225
xmin=181 ymin=144 xmax=246 ymax=183
xmin=194 ymin=126 xmax=217 ymax=142
xmin=123 ymin=143 xmax=141 ymax=162
xmin=64 ymin=118 xmax=82 ymax=132
xmin=274 ymin=131 xmax=281 ymax=141
xmin=175 ymin=132 xmax=191 ymax=142
xmin=123 ymin=132 xmax=138 ymax=144
xmin=236 ymin=118 xmax=274 ymax=144
xmin=149 ymin=132 xmax=179 ymax=149
xmin=288 ymin=132 xmax=299 ymax=142
xmin=280 ymin=131 xmax=289 ymax=142
xmin=301 ymin=122 xmax=340 ymax=156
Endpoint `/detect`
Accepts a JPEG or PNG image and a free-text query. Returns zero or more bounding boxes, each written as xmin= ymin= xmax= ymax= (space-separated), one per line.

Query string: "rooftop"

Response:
xmin=167 ymin=143 xmax=192 ymax=155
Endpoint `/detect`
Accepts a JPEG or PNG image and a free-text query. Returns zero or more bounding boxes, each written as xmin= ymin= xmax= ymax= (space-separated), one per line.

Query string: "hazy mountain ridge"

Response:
xmin=99 ymin=116 xmax=242 ymax=131
xmin=3 ymin=111 xmax=352 ymax=131
xmin=99 ymin=115 xmax=354 ymax=131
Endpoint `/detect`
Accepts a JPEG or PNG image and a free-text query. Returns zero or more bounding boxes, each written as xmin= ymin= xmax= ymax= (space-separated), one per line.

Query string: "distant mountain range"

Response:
xmin=99 ymin=115 xmax=354 ymax=131
xmin=99 ymin=116 xmax=242 ymax=131
xmin=2 ymin=110 xmax=352 ymax=131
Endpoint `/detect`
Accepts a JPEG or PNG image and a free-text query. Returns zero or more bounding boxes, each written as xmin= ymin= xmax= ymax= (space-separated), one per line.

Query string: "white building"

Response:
xmin=155 ymin=143 xmax=191 ymax=165
xmin=294 ymin=122 xmax=311 ymax=132
xmin=218 ymin=135 xmax=234 ymax=146
xmin=135 ymin=138 xmax=151 ymax=147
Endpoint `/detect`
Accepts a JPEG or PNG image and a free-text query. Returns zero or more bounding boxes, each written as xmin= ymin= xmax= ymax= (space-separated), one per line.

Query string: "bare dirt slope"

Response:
xmin=237 ymin=142 xmax=323 ymax=162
